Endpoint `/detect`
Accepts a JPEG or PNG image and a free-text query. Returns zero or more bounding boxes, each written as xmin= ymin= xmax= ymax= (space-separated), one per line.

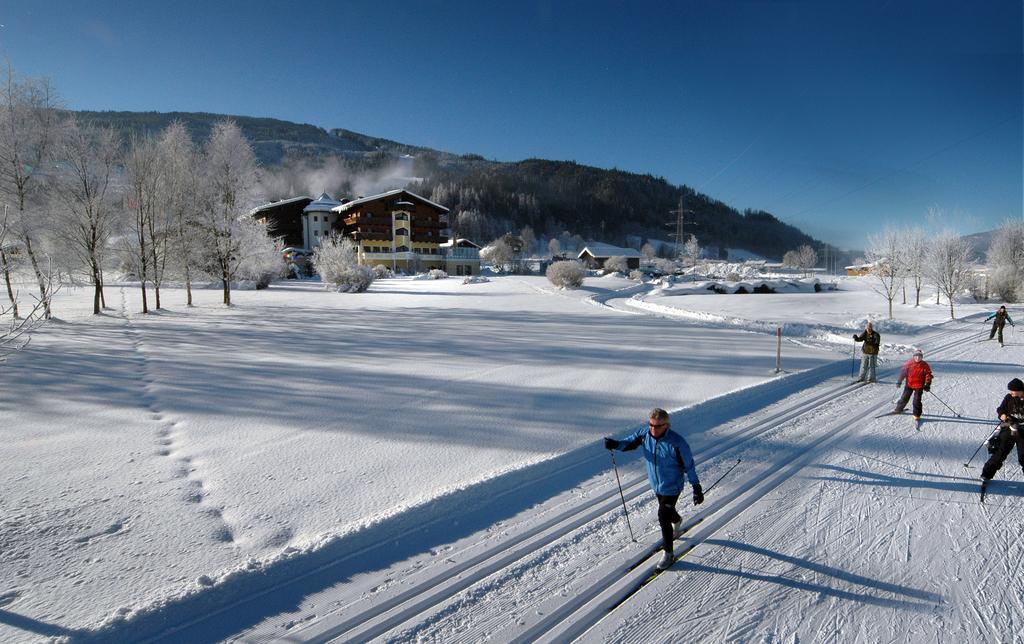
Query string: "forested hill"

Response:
xmin=76 ymin=110 xmax=824 ymax=260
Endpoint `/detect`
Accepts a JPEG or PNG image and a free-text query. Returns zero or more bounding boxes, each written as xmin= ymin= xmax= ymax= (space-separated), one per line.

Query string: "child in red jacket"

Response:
xmin=894 ymin=348 xmax=933 ymax=420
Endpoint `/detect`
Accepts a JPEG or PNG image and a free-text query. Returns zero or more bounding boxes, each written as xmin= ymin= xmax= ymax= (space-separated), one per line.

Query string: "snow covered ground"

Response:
xmin=0 ymin=274 xmax=1019 ymax=642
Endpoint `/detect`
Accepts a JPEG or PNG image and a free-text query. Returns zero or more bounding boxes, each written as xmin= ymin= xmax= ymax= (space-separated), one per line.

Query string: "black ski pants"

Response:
xmin=989 ymin=321 xmax=1006 ymax=343
xmin=656 ymin=493 xmax=681 ymax=553
xmin=895 ymin=386 xmax=924 ymax=417
xmin=982 ymin=426 xmax=1024 ymax=480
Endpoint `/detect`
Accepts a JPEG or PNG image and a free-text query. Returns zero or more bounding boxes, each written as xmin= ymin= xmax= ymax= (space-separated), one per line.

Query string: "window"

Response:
xmin=394 ymin=213 xmax=409 ymax=221
xmin=314 ymin=230 xmax=320 ymax=237
xmin=395 ymin=227 xmax=409 ymax=236
xmin=313 ymin=216 xmax=318 ymax=222
xmin=396 ymin=245 xmax=409 ymax=252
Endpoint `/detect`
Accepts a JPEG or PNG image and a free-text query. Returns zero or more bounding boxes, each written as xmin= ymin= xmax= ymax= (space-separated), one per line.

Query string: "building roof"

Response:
xmin=250 ymin=195 xmax=313 ymax=216
xmin=440 ymin=238 xmax=482 ymax=249
xmin=577 ymin=243 xmax=643 ymax=259
xmin=303 ymin=192 xmax=343 ymax=213
xmin=331 ymin=189 xmax=449 ymax=214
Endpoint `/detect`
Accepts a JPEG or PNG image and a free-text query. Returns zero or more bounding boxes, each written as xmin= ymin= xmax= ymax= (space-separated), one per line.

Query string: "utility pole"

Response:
xmin=667 ymin=196 xmax=695 ymax=262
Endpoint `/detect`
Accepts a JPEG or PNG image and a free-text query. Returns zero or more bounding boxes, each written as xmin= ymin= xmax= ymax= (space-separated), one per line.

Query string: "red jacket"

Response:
xmin=899 ymin=359 xmax=933 ymax=389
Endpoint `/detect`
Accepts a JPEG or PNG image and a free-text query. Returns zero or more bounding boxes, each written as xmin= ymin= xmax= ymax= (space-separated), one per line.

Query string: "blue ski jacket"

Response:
xmin=610 ymin=427 xmax=700 ymax=496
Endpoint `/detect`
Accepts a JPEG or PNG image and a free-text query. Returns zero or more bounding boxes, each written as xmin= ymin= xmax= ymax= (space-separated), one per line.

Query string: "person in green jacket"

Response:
xmin=853 ymin=321 xmax=880 ymax=383
xmin=986 ymin=306 xmax=1014 ymax=345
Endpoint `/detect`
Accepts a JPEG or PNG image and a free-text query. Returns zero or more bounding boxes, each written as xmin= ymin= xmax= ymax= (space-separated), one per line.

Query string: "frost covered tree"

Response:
xmin=51 ymin=119 xmax=121 ymax=315
xmin=519 ymin=225 xmax=536 ymax=257
xmin=546 ymin=260 xmax=585 ymax=288
xmin=796 ymin=244 xmax=818 ymax=275
xmin=901 ymin=227 xmax=930 ymax=306
xmin=987 ymin=219 xmax=1024 ymax=302
xmin=157 ymin=121 xmax=202 ymax=306
xmin=124 ymin=133 xmax=160 ymax=313
xmin=312 ymin=234 xmax=374 ymax=292
xmin=866 ymin=229 xmax=905 ymax=319
xmin=641 ymin=242 xmax=656 ymax=260
xmin=604 ymin=256 xmax=629 ymax=273
xmin=927 ymin=231 xmax=973 ymax=319
xmin=683 ymin=236 xmax=702 ymax=267
xmin=196 ymin=121 xmax=260 ymax=306
xmin=0 ymin=65 xmax=62 ymax=319
xmin=480 ymin=237 xmax=514 ymax=272
xmin=548 ymin=238 xmax=561 ymax=258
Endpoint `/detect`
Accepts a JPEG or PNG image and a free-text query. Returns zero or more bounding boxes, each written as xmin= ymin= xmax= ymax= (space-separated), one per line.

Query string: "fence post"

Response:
xmin=775 ymin=326 xmax=782 ymax=373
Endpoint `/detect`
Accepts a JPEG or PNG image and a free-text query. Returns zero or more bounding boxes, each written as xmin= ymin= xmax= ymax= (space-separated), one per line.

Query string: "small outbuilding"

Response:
xmin=577 ymin=243 xmax=642 ymax=270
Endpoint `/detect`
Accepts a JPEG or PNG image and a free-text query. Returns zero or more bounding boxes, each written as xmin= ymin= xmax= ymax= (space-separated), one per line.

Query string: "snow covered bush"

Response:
xmin=604 ymin=256 xmax=629 ymax=274
xmin=372 ymin=264 xmax=394 ymax=279
xmin=463 ymin=275 xmax=490 ymax=285
xmin=428 ymin=269 xmax=447 ymax=279
xmin=629 ymin=269 xmax=644 ymax=281
xmin=726 ymin=272 xmax=741 ymax=282
xmin=652 ymin=258 xmax=676 ymax=275
xmin=547 ymin=260 xmax=585 ymax=289
xmin=313 ymin=235 xmax=375 ymax=293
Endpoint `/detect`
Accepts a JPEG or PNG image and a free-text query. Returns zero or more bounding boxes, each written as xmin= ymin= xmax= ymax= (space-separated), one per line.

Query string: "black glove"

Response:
xmin=896 ymin=383 xmax=903 ymax=389
xmin=852 ymin=334 xmax=857 ymax=340
xmin=604 ymin=437 xmax=619 ymax=450
xmin=692 ymin=483 xmax=704 ymax=505
xmin=923 ymin=383 xmax=930 ymax=392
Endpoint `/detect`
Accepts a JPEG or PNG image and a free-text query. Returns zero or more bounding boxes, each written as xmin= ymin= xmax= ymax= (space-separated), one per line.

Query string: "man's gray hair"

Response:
xmin=649 ymin=407 xmax=670 ymax=422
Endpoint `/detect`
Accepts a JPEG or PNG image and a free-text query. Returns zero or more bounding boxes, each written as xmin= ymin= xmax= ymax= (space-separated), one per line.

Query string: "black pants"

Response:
xmin=656 ymin=493 xmax=681 ymax=552
xmin=982 ymin=427 xmax=1024 ymax=480
xmin=990 ymin=322 xmax=1006 ymax=343
xmin=895 ymin=387 xmax=924 ymax=417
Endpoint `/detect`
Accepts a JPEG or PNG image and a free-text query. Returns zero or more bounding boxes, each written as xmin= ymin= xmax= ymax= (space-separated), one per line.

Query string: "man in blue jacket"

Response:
xmin=605 ymin=407 xmax=703 ymax=570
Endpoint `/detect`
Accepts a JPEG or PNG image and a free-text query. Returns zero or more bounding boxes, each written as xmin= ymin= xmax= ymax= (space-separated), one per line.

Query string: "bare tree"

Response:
xmin=901 ymin=227 xmax=930 ymax=306
xmin=796 ymin=244 xmax=818 ymax=275
xmin=158 ymin=121 xmax=201 ymax=306
xmin=987 ymin=219 xmax=1024 ymax=302
xmin=927 ymin=231 xmax=973 ymax=319
xmin=51 ymin=119 xmax=121 ymax=315
xmin=0 ymin=64 xmax=62 ymax=318
xmin=866 ymin=229 xmax=904 ymax=319
xmin=196 ymin=121 xmax=260 ymax=306
xmin=124 ymin=133 xmax=160 ymax=313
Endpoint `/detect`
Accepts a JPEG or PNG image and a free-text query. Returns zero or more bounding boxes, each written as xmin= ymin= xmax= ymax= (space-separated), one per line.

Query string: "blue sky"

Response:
xmin=1 ymin=0 xmax=1020 ymax=249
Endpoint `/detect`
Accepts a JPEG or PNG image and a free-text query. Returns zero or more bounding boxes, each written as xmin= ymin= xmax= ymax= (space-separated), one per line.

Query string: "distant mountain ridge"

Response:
xmin=75 ymin=109 xmax=833 ymax=261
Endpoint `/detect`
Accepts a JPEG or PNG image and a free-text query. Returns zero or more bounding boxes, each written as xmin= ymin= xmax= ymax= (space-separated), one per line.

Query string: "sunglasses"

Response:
xmin=648 ymin=422 xmax=668 ymax=429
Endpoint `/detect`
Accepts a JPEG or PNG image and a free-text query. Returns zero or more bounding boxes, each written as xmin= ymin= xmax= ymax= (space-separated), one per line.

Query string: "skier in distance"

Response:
xmin=985 ymin=305 xmax=1014 ymax=346
xmin=604 ymin=408 xmax=702 ymax=571
xmin=853 ymin=321 xmax=881 ymax=383
xmin=894 ymin=348 xmax=933 ymax=423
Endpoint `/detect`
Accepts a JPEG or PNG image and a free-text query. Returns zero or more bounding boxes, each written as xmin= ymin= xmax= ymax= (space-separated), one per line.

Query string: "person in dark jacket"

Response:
xmin=853 ymin=321 xmax=881 ymax=383
xmin=894 ymin=349 xmax=933 ymax=421
xmin=981 ymin=378 xmax=1024 ymax=483
xmin=986 ymin=306 xmax=1014 ymax=345
xmin=605 ymin=408 xmax=702 ymax=571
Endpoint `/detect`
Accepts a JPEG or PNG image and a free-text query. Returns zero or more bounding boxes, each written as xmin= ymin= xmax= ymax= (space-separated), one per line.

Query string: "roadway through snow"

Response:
xmin=221 ymin=299 xmax=998 ymax=643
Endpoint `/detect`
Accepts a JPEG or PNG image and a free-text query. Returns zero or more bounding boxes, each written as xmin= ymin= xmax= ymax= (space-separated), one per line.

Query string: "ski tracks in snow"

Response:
xmin=118 ymin=288 xmax=237 ymax=545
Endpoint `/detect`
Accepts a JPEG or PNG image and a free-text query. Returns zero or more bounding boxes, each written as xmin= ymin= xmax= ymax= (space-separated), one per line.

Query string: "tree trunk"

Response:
xmin=222 ymin=270 xmax=231 ymax=306
xmin=91 ymin=259 xmax=103 ymax=315
xmin=185 ymin=264 xmax=193 ymax=307
xmin=154 ymin=284 xmax=161 ymax=310
xmin=950 ymin=301 xmax=955 ymax=319
xmin=22 ymin=235 xmax=50 ymax=319
xmin=140 ymin=281 xmax=148 ymax=314
xmin=888 ymin=297 xmax=893 ymax=319
xmin=0 ymin=249 xmax=17 ymax=318
xmin=901 ymin=280 xmax=906 ymax=304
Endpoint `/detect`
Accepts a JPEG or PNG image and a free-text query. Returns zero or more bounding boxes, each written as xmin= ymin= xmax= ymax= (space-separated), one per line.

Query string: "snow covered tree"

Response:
xmin=124 ymin=133 xmax=160 ymax=313
xmin=480 ymin=237 xmax=514 ymax=272
xmin=927 ymin=231 xmax=973 ymax=319
xmin=51 ymin=119 xmax=121 ymax=315
xmin=901 ymin=227 xmax=930 ymax=306
xmin=546 ymin=259 xmax=585 ymax=289
xmin=641 ymin=242 xmax=656 ymax=260
xmin=683 ymin=236 xmax=702 ymax=267
xmin=195 ymin=121 xmax=260 ymax=306
xmin=987 ymin=219 xmax=1024 ymax=302
xmin=519 ymin=225 xmax=536 ymax=257
xmin=866 ymin=229 xmax=904 ymax=319
xmin=548 ymin=238 xmax=561 ymax=258
xmin=312 ymin=234 xmax=374 ymax=292
xmin=0 ymin=65 xmax=62 ymax=319
xmin=157 ymin=121 xmax=202 ymax=306
xmin=796 ymin=244 xmax=817 ymax=275
xmin=604 ymin=256 xmax=629 ymax=273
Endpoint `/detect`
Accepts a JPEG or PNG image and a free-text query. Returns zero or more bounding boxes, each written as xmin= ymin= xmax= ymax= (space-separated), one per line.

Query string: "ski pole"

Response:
xmin=705 ymin=458 xmax=742 ymax=495
xmin=963 ymin=424 xmax=1001 ymax=469
xmin=609 ymin=450 xmax=636 ymax=542
xmin=927 ymin=390 xmax=963 ymax=418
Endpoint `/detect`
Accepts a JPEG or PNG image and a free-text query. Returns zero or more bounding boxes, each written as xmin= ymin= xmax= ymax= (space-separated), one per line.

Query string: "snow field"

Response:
xmin=0 ymin=274 xmax=842 ymax=642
